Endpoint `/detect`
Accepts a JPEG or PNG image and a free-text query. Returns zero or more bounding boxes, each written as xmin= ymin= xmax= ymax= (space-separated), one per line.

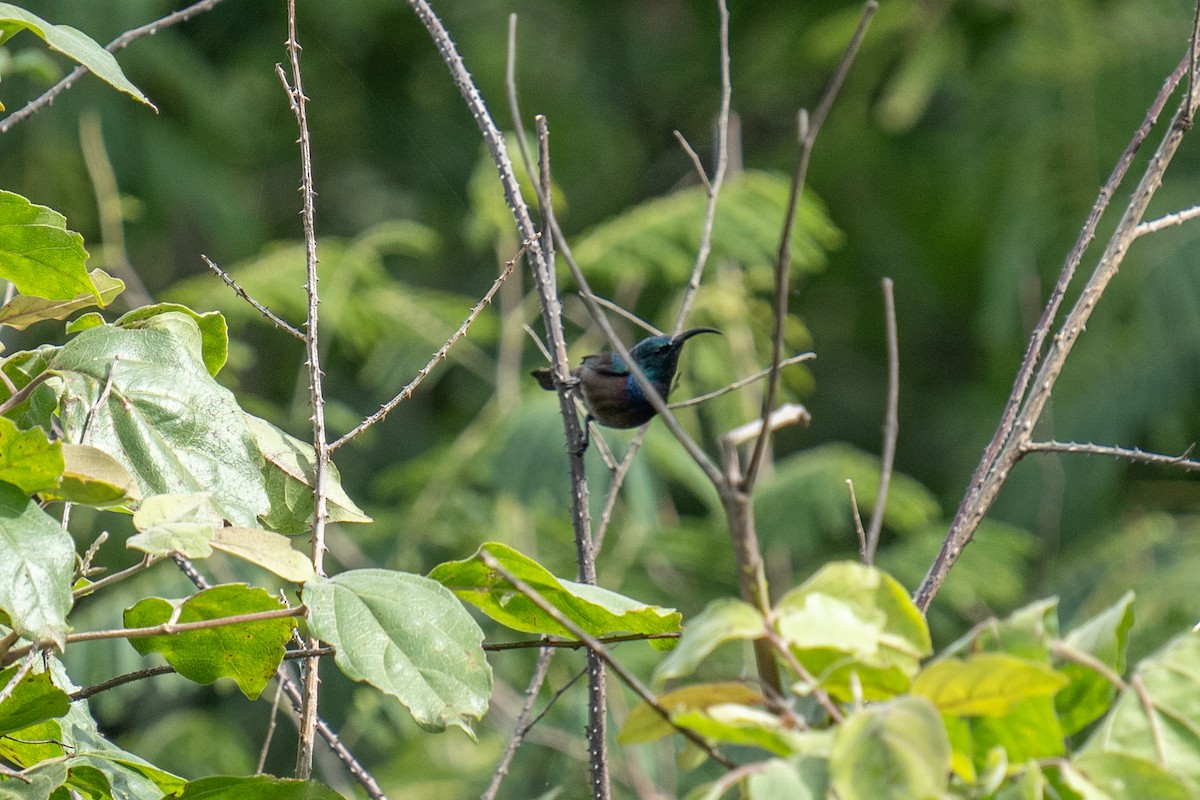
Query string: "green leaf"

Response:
xmin=48 ymin=443 xmax=140 ymax=507
xmin=0 ymin=482 xmax=73 ymax=646
xmin=774 ymin=561 xmax=931 ymax=700
xmin=0 ymin=720 xmax=62 ymax=768
xmin=971 ymin=696 xmax=1066 ymax=766
xmin=654 ymin=598 xmax=763 ymax=683
xmin=57 ymin=701 xmax=187 ymax=797
xmin=114 ymin=304 xmax=227 ymax=376
xmin=64 ymin=312 xmax=106 ymax=334
xmin=0 ymin=415 xmax=62 ymax=494
xmin=0 ymin=5 xmax=152 ymax=107
xmin=746 ymin=759 xmax=823 ymax=800
xmin=430 ymin=542 xmax=682 ymax=642
xmin=0 ymin=666 xmax=70 ymax=737
xmin=912 ymin=653 xmax=1068 ymax=716
xmin=1069 ymin=751 xmax=1197 ymax=800
xmin=0 ymin=761 xmax=67 ymax=799
xmin=618 ymin=682 xmax=765 ymax=745
xmin=51 ymin=314 xmax=270 ymax=526
xmin=244 ymin=414 xmax=371 ymax=534
xmin=123 ymin=584 xmax=295 ymax=700
xmin=0 ymin=191 xmax=97 ymax=303
xmin=304 ymin=569 xmax=492 ymax=735
xmin=1082 ymin=631 xmax=1200 ymax=787
xmin=1055 ymin=592 xmax=1135 ymax=736
xmin=0 ymin=269 xmax=124 ymax=330
xmin=168 ymin=775 xmax=344 ymax=799
xmin=127 ymin=492 xmax=219 ymax=558
xmin=829 ymin=696 xmax=951 ymax=800
xmin=209 ymin=527 xmax=315 ymax=583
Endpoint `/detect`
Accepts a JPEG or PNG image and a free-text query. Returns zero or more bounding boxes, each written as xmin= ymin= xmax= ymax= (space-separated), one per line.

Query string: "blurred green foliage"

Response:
xmin=4 ymin=0 xmax=1200 ymax=796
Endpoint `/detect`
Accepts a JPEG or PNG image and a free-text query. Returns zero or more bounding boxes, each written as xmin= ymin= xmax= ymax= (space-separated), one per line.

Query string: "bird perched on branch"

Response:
xmin=532 ymin=327 xmax=722 ymax=445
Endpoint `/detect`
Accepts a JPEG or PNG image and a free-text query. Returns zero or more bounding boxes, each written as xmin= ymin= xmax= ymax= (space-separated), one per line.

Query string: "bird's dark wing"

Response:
xmin=581 ymin=353 xmax=628 ymax=377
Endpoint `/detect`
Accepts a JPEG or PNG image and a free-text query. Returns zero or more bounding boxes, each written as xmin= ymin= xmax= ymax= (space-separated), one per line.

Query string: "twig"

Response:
xmin=673 ymin=130 xmax=712 ymax=193
xmin=0 ymin=0 xmax=230 ymax=134
xmin=865 ymin=277 xmax=899 ymax=564
xmin=1134 ymin=203 xmax=1200 ymax=236
xmin=588 ymin=295 xmax=662 ymax=336
xmin=847 ymin=479 xmax=867 ymax=558
xmin=330 ymin=239 xmax=527 ymax=451
xmin=743 ymin=0 xmax=877 ymax=491
xmin=478 ymin=551 xmax=735 ymax=770
xmin=0 ymin=371 xmax=52 ymax=416
xmin=480 ymin=648 xmax=554 ymax=800
xmin=1049 ymin=641 xmax=1128 ymax=693
xmin=0 ymin=650 xmax=39 ymax=708
xmin=73 ymin=554 xmax=158 ymax=600
xmin=1023 ymin=440 xmax=1200 ymax=472
xmin=201 ymin=255 xmax=304 ymax=340
xmin=669 ymin=353 xmax=815 ymax=409
xmin=762 ymin=629 xmax=843 ymax=723
xmin=523 ymin=664 xmax=588 ymax=735
xmin=277 ymin=1 xmax=327 ymax=778
xmin=67 ymin=647 xmax=334 ymax=702
xmin=258 ymin=678 xmax=286 ymax=774
xmin=915 ymin=38 xmax=1200 ymax=612
xmin=483 ymin=632 xmax=680 ymax=651
xmin=1132 ymin=675 xmax=1168 ymax=767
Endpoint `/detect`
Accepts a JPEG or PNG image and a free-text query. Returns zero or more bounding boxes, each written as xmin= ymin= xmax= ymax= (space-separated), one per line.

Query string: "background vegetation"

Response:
xmin=3 ymin=0 xmax=1200 ymax=796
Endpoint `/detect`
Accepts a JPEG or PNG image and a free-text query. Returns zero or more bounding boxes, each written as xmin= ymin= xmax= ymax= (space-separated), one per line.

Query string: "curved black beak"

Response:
xmin=672 ymin=327 xmax=723 ymax=345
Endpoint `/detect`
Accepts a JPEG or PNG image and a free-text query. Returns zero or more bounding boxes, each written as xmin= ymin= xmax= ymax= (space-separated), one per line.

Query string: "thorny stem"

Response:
xmin=277 ymin=0 xmax=327 ymax=779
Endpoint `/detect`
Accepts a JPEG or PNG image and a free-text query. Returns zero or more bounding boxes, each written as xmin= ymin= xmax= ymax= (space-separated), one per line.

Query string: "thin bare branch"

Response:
xmin=201 ymin=255 xmax=304 ymax=340
xmin=331 ymin=240 xmax=527 ymax=451
xmin=847 ymin=479 xmax=867 ymax=559
xmin=0 ymin=371 xmax=52 ymax=417
xmin=1050 ymin=641 xmax=1128 ymax=693
xmin=1135 ymin=203 xmax=1200 ymax=236
xmin=588 ymin=295 xmax=662 ymax=336
xmin=865 ymin=277 xmax=899 ymax=564
xmin=258 ymin=679 xmax=287 ymax=774
xmin=478 ymin=550 xmax=735 ymax=770
xmin=670 ymin=353 xmax=814 ymax=410
xmin=673 ymin=130 xmax=712 ymax=193
xmin=1133 ymin=675 xmax=1168 ymax=766
xmin=480 ymin=648 xmax=554 ymax=800
xmin=762 ymin=628 xmax=843 ymax=723
xmin=1023 ymin=440 xmax=1200 ymax=472
xmin=0 ymin=0 xmax=233 ymax=134
xmin=743 ymin=0 xmax=877 ymax=490
xmin=73 ymin=554 xmax=158 ymax=600
xmin=277 ymin=0 xmax=327 ymax=777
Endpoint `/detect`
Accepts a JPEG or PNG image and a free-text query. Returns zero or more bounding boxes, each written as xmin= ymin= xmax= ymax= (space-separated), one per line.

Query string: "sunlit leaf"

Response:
xmin=0 ymin=415 xmax=62 ymax=494
xmin=653 ymin=598 xmax=763 ymax=684
xmin=912 ymin=653 xmax=1068 ymax=716
xmin=0 ymin=268 xmax=123 ymax=330
xmin=0 ymin=191 xmax=97 ymax=302
xmin=169 ymin=774 xmax=344 ymax=799
xmin=209 ymin=527 xmax=315 ymax=583
xmin=618 ymin=683 xmax=765 ymax=745
xmin=127 ymin=493 xmax=219 ymax=558
xmin=0 ymin=666 xmax=69 ymax=737
xmin=0 ymin=4 xmax=152 ymax=107
xmin=430 ymin=542 xmax=681 ymax=643
xmin=1055 ymin=592 xmax=1135 ymax=736
xmin=48 ymin=443 xmax=140 ymax=506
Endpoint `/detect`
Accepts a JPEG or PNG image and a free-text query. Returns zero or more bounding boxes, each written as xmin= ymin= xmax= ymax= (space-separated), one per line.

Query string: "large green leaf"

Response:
xmin=0 ymin=269 xmax=123 ymax=330
xmin=304 ymin=569 xmax=491 ymax=735
xmin=244 ymin=414 xmax=370 ymax=535
xmin=912 ymin=653 xmax=1068 ymax=716
xmin=50 ymin=313 xmax=270 ymax=526
xmin=1082 ymin=631 xmax=1200 ymax=787
xmin=0 ymin=482 xmax=73 ymax=646
xmin=0 ymin=666 xmax=69 ymax=737
xmin=653 ymin=598 xmax=764 ymax=684
xmin=114 ymin=304 xmax=228 ymax=376
xmin=168 ymin=775 xmax=343 ymax=799
xmin=0 ymin=760 xmax=67 ymax=799
xmin=0 ymin=191 xmax=97 ymax=303
xmin=430 ymin=542 xmax=682 ymax=643
xmin=829 ymin=696 xmax=951 ymax=800
xmin=1055 ymin=592 xmax=1135 ymax=736
xmin=774 ymin=561 xmax=931 ymax=700
xmin=123 ymin=584 xmax=295 ymax=700
xmin=0 ymin=415 xmax=62 ymax=494
xmin=0 ymin=5 xmax=152 ymax=106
